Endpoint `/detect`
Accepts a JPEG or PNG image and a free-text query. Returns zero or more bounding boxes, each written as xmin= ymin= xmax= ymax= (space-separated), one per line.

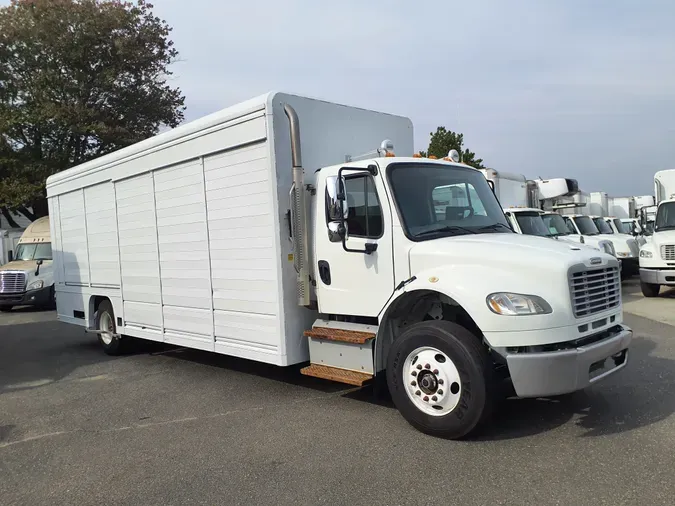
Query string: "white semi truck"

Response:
xmin=46 ymin=92 xmax=632 ymax=438
xmin=0 ymin=217 xmax=55 ymax=311
xmin=638 ymin=169 xmax=675 ymax=296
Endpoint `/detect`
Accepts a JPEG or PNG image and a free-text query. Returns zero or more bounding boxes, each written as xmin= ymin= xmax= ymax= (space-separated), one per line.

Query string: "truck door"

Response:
xmin=314 ymin=168 xmax=395 ymax=317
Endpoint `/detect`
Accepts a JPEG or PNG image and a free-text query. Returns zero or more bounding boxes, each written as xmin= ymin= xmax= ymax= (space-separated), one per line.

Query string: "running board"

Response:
xmin=303 ymin=326 xmax=375 ymax=344
xmin=300 ymin=364 xmax=373 ymax=386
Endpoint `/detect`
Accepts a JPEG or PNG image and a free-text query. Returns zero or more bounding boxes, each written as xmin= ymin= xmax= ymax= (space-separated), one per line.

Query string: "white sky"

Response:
xmin=6 ymin=0 xmax=675 ymax=196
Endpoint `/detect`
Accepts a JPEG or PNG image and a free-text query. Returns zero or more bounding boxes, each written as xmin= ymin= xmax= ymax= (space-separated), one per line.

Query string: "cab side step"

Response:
xmin=302 ymin=320 xmax=377 ymax=387
xmin=300 ymin=364 xmax=373 ymax=386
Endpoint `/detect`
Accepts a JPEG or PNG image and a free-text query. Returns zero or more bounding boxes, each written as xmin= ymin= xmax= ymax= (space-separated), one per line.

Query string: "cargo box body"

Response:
xmin=46 ymin=92 xmax=413 ymax=365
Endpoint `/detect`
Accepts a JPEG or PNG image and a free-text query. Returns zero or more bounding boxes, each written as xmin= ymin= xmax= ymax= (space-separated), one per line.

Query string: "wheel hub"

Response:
xmin=417 ymin=370 xmax=438 ymax=394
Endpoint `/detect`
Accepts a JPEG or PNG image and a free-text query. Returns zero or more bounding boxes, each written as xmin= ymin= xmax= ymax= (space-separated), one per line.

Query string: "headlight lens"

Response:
xmin=616 ymin=252 xmax=629 ymax=258
xmin=486 ymin=293 xmax=552 ymax=316
xmin=640 ymin=250 xmax=653 ymax=258
xmin=27 ymin=280 xmax=44 ymax=290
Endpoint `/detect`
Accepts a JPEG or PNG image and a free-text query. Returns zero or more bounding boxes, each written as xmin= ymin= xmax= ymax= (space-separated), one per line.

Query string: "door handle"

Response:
xmin=318 ymin=260 xmax=331 ymax=285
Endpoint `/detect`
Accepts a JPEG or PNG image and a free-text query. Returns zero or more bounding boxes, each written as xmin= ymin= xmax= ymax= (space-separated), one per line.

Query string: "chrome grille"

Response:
xmin=661 ymin=244 xmax=675 ymax=261
xmin=569 ymin=267 xmax=620 ymax=318
xmin=0 ymin=272 xmax=26 ymax=294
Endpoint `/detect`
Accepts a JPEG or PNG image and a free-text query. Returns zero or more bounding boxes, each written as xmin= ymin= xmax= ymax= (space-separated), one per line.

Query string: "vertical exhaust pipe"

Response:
xmin=284 ymin=104 xmax=310 ymax=307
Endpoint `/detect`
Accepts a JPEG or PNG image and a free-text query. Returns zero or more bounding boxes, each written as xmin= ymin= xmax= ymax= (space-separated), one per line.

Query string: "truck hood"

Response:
xmin=648 ymin=230 xmax=675 ymax=249
xmin=0 ymin=260 xmax=39 ymax=272
xmin=596 ymin=234 xmax=639 ymax=257
xmin=409 ymin=233 xmax=614 ymax=274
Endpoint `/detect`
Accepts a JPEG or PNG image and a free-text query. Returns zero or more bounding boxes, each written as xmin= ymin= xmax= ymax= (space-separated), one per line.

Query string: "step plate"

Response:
xmin=300 ymin=364 xmax=373 ymax=386
xmin=303 ymin=327 xmax=375 ymax=344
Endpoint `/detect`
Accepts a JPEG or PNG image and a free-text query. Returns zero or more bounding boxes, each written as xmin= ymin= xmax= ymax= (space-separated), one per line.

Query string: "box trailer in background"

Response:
xmin=46 ymin=91 xmax=632 ymax=439
xmin=589 ymin=192 xmax=609 ymax=217
xmin=608 ymin=197 xmax=636 ymax=219
xmin=634 ymin=195 xmax=655 ymax=214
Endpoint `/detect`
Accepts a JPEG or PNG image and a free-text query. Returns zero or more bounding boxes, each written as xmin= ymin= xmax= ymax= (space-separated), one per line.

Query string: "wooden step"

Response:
xmin=300 ymin=364 xmax=373 ymax=386
xmin=303 ymin=327 xmax=376 ymax=345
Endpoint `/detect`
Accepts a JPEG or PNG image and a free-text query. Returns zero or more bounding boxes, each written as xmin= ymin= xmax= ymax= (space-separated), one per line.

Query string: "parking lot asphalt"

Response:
xmin=1 ymin=288 xmax=674 ymax=506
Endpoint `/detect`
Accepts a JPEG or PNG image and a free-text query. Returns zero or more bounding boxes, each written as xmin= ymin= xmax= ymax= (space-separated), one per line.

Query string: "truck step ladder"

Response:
xmin=300 ymin=320 xmax=377 ymax=387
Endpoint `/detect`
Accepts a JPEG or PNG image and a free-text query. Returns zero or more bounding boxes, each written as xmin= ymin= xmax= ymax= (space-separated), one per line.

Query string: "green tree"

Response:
xmin=0 ymin=0 xmax=185 ymax=220
xmin=423 ymin=127 xmax=486 ymax=169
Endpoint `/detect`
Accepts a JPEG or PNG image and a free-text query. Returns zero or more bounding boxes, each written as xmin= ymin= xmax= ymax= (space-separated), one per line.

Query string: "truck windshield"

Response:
xmin=14 ymin=243 xmax=52 ymax=261
xmin=514 ymin=212 xmax=550 ymax=237
xmin=388 ymin=163 xmax=511 ymax=239
xmin=655 ymin=202 xmax=675 ymax=231
xmin=613 ymin=219 xmax=631 ymax=234
xmin=541 ymin=214 xmax=570 ymax=236
xmin=592 ymin=218 xmax=614 ymax=234
xmin=573 ymin=216 xmax=600 ymax=235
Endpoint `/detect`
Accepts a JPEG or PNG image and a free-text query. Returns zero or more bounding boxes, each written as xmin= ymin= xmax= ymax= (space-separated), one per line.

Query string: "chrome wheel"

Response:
xmin=99 ymin=311 xmax=114 ymax=345
xmin=403 ymin=346 xmax=462 ymax=416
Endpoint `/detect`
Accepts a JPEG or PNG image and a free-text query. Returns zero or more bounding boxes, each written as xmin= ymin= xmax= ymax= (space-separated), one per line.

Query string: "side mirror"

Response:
xmin=328 ymin=222 xmax=348 ymax=243
xmin=326 ymin=176 xmax=348 ymax=221
xmin=35 ymin=259 xmax=43 ymax=275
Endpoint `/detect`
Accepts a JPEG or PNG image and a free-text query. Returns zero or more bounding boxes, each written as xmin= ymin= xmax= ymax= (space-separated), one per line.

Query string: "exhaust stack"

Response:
xmin=284 ymin=104 xmax=311 ymax=307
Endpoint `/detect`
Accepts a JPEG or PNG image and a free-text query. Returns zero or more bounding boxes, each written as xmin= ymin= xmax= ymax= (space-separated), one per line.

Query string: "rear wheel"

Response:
xmin=96 ymin=300 xmax=127 ymax=355
xmin=641 ymin=282 xmax=660 ymax=298
xmin=386 ymin=320 xmax=494 ymax=439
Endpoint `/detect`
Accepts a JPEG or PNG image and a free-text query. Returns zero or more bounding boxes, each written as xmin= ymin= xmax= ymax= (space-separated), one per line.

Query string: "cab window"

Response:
xmin=343 ymin=175 xmax=383 ymax=238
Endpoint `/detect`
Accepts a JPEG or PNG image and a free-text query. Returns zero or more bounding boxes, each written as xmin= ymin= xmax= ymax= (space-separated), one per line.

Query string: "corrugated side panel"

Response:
xmin=58 ymin=190 xmax=90 ymax=285
xmin=48 ymin=196 xmax=64 ymax=287
xmin=84 ymin=182 xmax=120 ymax=287
xmin=115 ymin=174 xmax=162 ymax=330
xmin=204 ymin=142 xmax=282 ymax=355
xmin=154 ymin=159 xmax=213 ymax=344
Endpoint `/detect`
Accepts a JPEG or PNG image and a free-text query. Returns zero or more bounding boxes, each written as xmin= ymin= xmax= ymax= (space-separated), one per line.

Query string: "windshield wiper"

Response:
xmin=415 ymin=225 xmax=477 ymax=237
xmin=477 ymin=223 xmax=512 ymax=232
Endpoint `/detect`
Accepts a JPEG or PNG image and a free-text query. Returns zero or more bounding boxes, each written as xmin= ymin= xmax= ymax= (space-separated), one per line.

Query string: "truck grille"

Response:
xmin=0 ymin=272 xmax=26 ymax=294
xmin=569 ymin=267 xmax=620 ymax=318
xmin=661 ymin=244 xmax=675 ymax=261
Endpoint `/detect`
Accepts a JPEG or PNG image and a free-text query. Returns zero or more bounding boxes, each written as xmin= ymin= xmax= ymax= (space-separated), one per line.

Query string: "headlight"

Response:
xmin=27 ymin=280 xmax=44 ymax=290
xmin=616 ymin=252 xmax=629 ymax=258
xmin=486 ymin=293 xmax=552 ymax=316
xmin=640 ymin=250 xmax=653 ymax=258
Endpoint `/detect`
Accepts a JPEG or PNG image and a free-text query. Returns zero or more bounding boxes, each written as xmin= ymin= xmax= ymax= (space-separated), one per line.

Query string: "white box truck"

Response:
xmin=638 ymin=169 xmax=675 ymax=296
xmin=46 ymin=92 xmax=632 ymax=438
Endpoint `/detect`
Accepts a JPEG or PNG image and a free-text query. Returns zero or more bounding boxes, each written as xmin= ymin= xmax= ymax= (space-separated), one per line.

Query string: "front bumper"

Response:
xmin=640 ymin=268 xmax=675 ymax=285
xmin=498 ymin=324 xmax=632 ymax=398
xmin=0 ymin=285 xmax=52 ymax=307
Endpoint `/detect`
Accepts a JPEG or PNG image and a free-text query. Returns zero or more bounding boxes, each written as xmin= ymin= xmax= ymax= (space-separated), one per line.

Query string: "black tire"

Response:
xmin=386 ymin=320 xmax=495 ymax=439
xmin=641 ymin=282 xmax=660 ymax=298
xmin=95 ymin=300 xmax=127 ymax=355
xmin=0 ymin=306 xmax=12 ymax=312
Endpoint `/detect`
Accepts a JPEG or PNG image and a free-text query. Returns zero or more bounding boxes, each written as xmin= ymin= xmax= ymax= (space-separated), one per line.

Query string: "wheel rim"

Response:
xmin=403 ymin=346 xmax=462 ymax=417
xmin=99 ymin=311 xmax=114 ymax=345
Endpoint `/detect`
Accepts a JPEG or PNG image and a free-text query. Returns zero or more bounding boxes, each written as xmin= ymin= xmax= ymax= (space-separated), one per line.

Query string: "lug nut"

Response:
xmin=437 ymin=389 xmax=444 ymax=395
xmin=423 ymin=396 xmax=429 ymax=402
xmin=433 ymin=369 xmax=439 ymax=375
xmin=415 ymin=390 xmax=421 ymax=396
xmin=411 ymin=371 xmax=417 ymax=377
xmin=424 ymin=363 xmax=431 ymax=369
xmin=411 ymin=381 xmax=417 ymax=387
xmin=416 ymin=364 xmax=422 ymax=370
xmin=432 ymin=396 xmax=438 ymax=402
xmin=438 ymin=379 xmax=444 ymax=385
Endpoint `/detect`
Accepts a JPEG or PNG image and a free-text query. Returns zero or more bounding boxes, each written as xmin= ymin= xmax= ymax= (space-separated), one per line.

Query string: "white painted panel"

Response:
xmin=154 ymin=159 xmax=213 ymax=341
xmin=84 ymin=182 xmax=120 ymax=287
xmin=203 ymin=141 xmax=281 ymax=350
xmin=58 ymin=190 xmax=89 ymax=285
xmin=115 ymin=174 xmax=162 ymax=328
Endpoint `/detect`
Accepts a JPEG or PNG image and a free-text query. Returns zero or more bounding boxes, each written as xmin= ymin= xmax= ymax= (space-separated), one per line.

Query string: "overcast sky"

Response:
xmin=146 ymin=0 xmax=673 ymax=197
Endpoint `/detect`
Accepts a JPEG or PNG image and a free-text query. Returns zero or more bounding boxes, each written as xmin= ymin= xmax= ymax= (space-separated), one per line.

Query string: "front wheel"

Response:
xmin=641 ymin=281 xmax=660 ymax=298
xmin=386 ymin=321 xmax=494 ymax=439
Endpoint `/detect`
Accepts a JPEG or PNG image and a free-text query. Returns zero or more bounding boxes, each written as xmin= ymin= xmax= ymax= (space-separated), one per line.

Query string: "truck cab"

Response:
xmin=539 ymin=211 xmax=615 ymax=255
xmin=638 ymin=198 xmax=675 ymax=296
xmin=0 ymin=216 xmax=55 ymax=311
xmin=563 ymin=214 xmax=638 ymax=275
xmin=505 ymin=208 xmax=616 ymax=255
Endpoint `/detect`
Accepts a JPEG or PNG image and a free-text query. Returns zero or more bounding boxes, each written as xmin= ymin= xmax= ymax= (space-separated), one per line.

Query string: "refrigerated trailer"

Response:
xmin=47 ymin=92 xmax=632 ymax=438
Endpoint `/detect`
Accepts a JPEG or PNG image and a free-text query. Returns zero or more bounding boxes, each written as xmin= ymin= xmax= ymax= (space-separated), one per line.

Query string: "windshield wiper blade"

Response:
xmin=477 ymin=223 xmax=512 ymax=232
xmin=415 ymin=225 xmax=477 ymax=237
